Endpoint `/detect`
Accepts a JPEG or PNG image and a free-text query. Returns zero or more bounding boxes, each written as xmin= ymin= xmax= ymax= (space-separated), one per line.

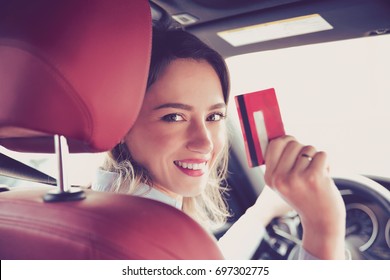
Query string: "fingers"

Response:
xmin=264 ymin=135 xmax=328 ymax=188
xmin=264 ymin=135 xmax=296 ymax=184
xmin=307 ymin=151 xmax=330 ymax=175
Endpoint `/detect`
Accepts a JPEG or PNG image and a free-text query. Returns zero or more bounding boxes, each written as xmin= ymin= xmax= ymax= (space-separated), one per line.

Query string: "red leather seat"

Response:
xmin=0 ymin=188 xmax=222 ymax=259
xmin=0 ymin=0 xmax=223 ymax=260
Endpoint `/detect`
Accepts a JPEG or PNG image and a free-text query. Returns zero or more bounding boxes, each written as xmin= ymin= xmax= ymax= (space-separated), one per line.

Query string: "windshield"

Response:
xmin=227 ymin=34 xmax=390 ymax=177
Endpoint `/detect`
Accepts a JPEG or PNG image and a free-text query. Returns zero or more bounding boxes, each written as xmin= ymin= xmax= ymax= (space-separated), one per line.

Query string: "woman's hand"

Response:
xmin=264 ymin=135 xmax=346 ymax=259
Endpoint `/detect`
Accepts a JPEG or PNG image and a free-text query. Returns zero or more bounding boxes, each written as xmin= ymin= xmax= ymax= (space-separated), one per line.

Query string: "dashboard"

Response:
xmin=343 ymin=192 xmax=389 ymax=259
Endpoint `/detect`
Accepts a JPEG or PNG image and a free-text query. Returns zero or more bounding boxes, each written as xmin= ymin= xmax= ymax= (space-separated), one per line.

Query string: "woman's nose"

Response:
xmin=186 ymin=121 xmax=213 ymax=154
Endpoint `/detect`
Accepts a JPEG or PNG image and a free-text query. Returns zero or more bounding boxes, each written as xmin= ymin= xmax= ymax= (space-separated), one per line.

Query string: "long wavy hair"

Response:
xmin=101 ymin=22 xmax=231 ymax=230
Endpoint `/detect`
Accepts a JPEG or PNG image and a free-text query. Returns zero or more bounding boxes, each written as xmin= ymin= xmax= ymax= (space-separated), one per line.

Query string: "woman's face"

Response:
xmin=124 ymin=58 xmax=227 ymax=197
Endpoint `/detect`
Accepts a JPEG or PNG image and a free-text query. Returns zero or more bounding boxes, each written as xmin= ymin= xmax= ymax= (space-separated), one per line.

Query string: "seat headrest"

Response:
xmin=0 ymin=0 xmax=152 ymax=153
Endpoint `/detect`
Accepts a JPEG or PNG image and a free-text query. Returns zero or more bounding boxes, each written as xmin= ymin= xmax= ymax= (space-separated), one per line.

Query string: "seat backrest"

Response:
xmin=0 ymin=188 xmax=223 ymax=259
xmin=0 ymin=0 xmax=224 ymax=260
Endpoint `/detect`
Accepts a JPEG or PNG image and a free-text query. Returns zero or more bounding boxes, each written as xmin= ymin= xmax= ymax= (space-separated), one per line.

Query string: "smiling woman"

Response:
xmin=122 ymin=58 xmax=228 ymax=212
xmin=94 ymin=25 xmax=231 ymax=230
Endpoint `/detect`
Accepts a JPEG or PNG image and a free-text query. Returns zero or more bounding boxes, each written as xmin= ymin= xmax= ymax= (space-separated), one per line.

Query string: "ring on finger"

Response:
xmin=301 ymin=153 xmax=313 ymax=161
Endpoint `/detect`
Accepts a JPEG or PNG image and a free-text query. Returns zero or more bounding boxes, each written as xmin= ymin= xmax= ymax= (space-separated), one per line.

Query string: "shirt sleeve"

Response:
xmin=217 ymin=203 xmax=266 ymax=260
xmin=298 ymin=247 xmax=318 ymax=260
xmin=298 ymin=247 xmax=351 ymax=260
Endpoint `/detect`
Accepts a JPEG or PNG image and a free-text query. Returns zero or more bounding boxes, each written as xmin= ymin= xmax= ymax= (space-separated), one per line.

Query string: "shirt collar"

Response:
xmin=133 ymin=183 xmax=183 ymax=210
xmin=91 ymin=169 xmax=183 ymax=210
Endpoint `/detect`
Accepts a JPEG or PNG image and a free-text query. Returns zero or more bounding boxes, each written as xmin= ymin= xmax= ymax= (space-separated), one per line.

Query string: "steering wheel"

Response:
xmin=253 ymin=174 xmax=390 ymax=260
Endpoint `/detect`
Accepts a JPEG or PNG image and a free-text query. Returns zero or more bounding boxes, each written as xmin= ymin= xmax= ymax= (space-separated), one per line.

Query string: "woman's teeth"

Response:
xmin=175 ymin=161 xmax=207 ymax=171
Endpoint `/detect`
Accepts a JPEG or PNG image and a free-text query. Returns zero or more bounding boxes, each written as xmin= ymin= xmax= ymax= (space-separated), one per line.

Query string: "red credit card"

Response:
xmin=235 ymin=88 xmax=285 ymax=167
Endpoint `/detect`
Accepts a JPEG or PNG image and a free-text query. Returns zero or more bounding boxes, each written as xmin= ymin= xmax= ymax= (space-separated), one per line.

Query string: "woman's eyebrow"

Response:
xmin=209 ymin=103 xmax=226 ymax=111
xmin=153 ymin=102 xmax=226 ymax=111
xmin=153 ymin=103 xmax=193 ymax=111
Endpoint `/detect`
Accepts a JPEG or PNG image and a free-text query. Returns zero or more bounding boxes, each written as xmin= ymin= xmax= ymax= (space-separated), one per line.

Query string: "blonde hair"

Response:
xmin=101 ymin=140 xmax=230 ymax=230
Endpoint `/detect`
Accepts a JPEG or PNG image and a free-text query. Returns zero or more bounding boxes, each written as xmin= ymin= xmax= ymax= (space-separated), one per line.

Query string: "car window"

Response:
xmin=0 ymin=146 xmax=104 ymax=188
xmin=227 ymin=34 xmax=390 ymax=177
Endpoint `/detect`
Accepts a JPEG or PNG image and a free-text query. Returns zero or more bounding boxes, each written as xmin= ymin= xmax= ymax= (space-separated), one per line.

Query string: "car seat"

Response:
xmin=0 ymin=0 xmax=223 ymax=260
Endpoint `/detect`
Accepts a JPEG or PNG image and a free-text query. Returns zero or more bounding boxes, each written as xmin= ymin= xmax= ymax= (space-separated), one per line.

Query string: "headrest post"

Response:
xmin=55 ymin=135 xmax=68 ymax=192
xmin=43 ymin=135 xmax=85 ymax=202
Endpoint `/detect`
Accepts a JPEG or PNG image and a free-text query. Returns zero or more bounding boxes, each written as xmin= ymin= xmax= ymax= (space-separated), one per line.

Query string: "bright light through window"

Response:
xmin=227 ymin=35 xmax=390 ymax=177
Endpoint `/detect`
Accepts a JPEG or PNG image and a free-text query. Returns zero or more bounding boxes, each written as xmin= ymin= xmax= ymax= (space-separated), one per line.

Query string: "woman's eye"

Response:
xmin=207 ymin=112 xmax=226 ymax=122
xmin=161 ymin=113 xmax=185 ymax=122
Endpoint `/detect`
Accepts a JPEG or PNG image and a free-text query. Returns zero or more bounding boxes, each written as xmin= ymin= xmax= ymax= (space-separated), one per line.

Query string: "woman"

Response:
xmin=92 ymin=23 xmax=346 ymax=260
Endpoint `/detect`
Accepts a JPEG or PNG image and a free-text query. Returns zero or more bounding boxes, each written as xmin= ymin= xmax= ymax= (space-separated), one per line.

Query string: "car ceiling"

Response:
xmin=150 ymin=0 xmax=390 ymax=58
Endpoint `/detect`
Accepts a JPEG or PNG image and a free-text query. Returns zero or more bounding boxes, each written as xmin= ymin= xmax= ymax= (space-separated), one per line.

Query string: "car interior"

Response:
xmin=1 ymin=0 xmax=389 ymax=260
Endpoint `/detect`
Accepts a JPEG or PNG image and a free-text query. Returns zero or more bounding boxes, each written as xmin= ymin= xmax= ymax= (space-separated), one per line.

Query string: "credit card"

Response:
xmin=235 ymin=88 xmax=285 ymax=167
